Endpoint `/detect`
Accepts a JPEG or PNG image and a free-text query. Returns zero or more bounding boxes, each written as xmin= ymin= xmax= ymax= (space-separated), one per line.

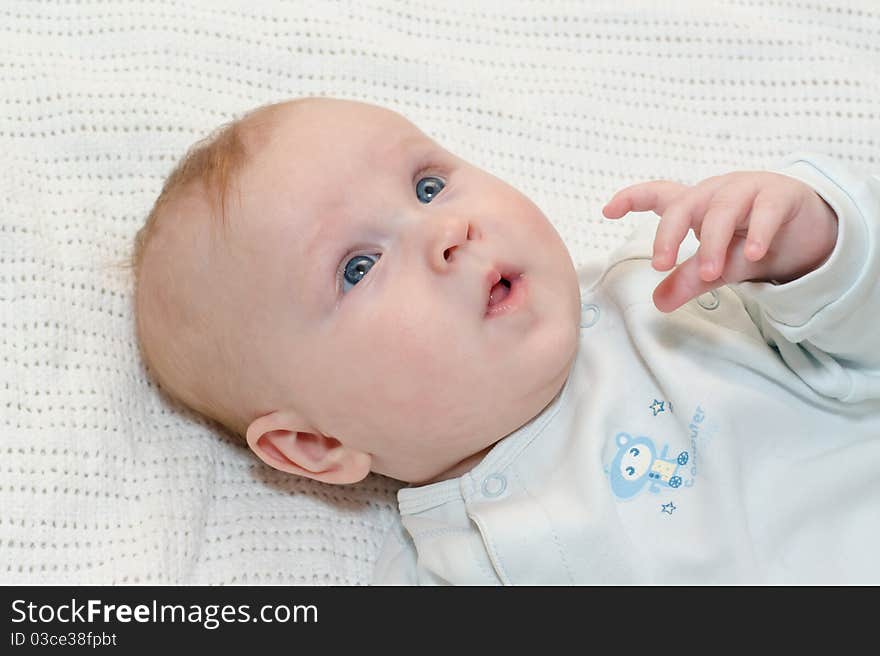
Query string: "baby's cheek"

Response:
xmin=365 ymin=321 xmax=443 ymax=379
xmin=362 ymin=317 xmax=466 ymax=402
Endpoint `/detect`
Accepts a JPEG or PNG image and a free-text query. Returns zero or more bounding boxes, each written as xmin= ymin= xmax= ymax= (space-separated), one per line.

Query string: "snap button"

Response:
xmin=696 ymin=290 xmax=720 ymax=310
xmin=481 ymin=474 xmax=507 ymax=498
xmin=580 ymin=303 xmax=600 ymax=328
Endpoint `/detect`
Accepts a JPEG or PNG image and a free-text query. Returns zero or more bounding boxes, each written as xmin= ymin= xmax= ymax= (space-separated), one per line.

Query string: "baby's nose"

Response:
xmin=427 ymin=216 xmax=477 ymax=272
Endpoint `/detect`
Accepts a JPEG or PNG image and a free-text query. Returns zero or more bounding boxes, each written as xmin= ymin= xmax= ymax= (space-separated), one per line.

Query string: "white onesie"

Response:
xmin=373 ymin=153 xmax=880 ymax=584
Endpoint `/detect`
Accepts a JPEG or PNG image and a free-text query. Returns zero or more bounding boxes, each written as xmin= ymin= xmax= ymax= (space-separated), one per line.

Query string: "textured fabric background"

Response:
xmin=1 ymin=0 xmax=877 ymax=584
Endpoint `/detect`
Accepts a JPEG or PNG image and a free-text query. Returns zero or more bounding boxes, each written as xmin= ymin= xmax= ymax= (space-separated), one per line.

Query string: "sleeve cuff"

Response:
xmin=733 ymin=154 xmax=870 ymax=329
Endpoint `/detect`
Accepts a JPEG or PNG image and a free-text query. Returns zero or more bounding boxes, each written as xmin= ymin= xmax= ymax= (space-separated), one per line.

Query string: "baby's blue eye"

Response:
xmin=626 ymin=466 xmax=636 ymax=477
xmin=629 ymin=447 xmax=640 ymax=456
xmin=416 ymin=175 xmax=445 ymax=203
xmin=340 ymin=254 xmax=379 ymax=294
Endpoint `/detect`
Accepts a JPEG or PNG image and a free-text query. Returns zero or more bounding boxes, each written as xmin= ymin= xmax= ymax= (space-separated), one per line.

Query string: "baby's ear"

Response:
xmin=246 ymin=411 xmax=371 ymax=485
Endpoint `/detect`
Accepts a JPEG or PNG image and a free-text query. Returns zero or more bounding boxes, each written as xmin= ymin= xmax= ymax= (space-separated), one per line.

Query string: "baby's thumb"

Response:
xmin=652 ymin=255 xmax=716 ymax=313
xmin=653 ymin=238 xmax=770 ymax=313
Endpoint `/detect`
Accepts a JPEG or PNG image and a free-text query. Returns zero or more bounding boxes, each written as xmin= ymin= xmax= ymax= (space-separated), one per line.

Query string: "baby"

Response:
xmin=132 ymin=97 xmax=880 ymax=584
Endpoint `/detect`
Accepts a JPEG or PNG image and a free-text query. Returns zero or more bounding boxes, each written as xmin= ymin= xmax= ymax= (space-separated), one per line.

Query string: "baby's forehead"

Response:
xmin=269 ymin=99 xmax=431 ymax=168
xmin=240 ymin=100 xmax=438 ymax=230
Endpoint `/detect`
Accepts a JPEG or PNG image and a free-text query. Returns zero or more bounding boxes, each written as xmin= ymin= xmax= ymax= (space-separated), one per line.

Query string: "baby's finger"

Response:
xmin=603 ymin=181 xmax=689 ymax=219
xmin=695 ymin=183 xmax=755 ymax=281
xmin=650 ymin=175 xmax=727 ymax=271
xmin=652 ymin=253 xmax=718 ymax=313
xmin=743 ymin=188 xmax=798 ymax=261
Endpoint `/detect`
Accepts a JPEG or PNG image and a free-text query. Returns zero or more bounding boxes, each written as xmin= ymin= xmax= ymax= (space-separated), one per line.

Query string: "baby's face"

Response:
xmin=228 ymin=99 xmax=580 ymax=483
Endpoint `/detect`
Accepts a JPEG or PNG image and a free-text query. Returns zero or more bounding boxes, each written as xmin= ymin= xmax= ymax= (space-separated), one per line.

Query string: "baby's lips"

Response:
xmin=481 ymin=263 xmax=525 ymax=318
xmin=484 ymin=268 xmax=502 ymax=304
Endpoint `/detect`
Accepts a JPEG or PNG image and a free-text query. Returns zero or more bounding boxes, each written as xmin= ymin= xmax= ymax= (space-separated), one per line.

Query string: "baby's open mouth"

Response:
xmin=484 ymin=269 xmax=527 ymax=318
xmin=488 ymin=277 xmax=512 ymax=307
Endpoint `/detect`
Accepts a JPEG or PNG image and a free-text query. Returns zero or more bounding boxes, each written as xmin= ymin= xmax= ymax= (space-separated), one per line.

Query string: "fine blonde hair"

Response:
xmin=118 ymin=99 xmax=295 ymax=436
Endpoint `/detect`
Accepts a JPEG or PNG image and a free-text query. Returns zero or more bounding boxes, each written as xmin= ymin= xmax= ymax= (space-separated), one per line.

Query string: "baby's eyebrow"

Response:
xmin=299 ymin=215 xmax=343 ymax=306
xmin=303 ymin=203 xmax=341 ymax=258
xmin=377 ymin=132 xmax=428 ymax=163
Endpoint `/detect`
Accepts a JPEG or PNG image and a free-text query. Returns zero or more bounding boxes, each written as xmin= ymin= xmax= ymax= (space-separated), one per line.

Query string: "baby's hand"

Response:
xmin=602 ymin=171 xmax=839 ymax=313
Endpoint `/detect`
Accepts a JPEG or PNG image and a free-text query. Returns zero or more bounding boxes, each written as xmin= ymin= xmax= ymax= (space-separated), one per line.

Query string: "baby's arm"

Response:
xmin=733 ymin=154 xmax=880 ymax=403
xmin=604 ymin=153 xmax=880 ymax=403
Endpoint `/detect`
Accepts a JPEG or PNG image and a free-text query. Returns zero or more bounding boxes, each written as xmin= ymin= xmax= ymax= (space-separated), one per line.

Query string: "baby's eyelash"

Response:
xmin=414 ymin=165 xmax=442 ymax=180
xmin=412 ymin=158 xmax=449 ymax=188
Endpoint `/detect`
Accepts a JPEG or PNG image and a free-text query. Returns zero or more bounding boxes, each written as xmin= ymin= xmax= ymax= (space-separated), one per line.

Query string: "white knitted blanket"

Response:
xmin=2 ymin=0 xmax=877 ymax=584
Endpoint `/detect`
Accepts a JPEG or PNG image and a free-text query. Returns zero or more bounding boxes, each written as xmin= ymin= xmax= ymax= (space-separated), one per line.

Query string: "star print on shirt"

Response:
xmin=661 ymin=502 xmax=676 ymax=515
xmin=650 ymin=399 xmax=666 ymax=416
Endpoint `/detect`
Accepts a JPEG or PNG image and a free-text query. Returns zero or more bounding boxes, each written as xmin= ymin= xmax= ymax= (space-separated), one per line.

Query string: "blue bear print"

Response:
xmin=608 ymin=432 xmax=690 ymax=500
